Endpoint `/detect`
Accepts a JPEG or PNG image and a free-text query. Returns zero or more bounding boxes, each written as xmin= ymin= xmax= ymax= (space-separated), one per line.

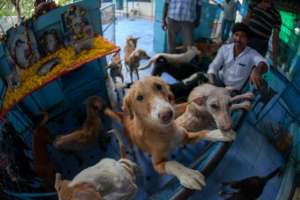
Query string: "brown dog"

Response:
xmin=126 ymin=49 xmax=150 ymax=83
xmin=53 ymin=96 xmax=116 ymax=151
xmin=32 ymin=112 xmax=56 ymax=191
xmin=124 ymin=36 xmax=139 ymax=67
xmin=110 ymin=76 xmax=233 ymax=190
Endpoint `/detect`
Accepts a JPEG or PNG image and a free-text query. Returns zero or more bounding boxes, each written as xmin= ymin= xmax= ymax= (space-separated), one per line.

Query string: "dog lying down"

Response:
xmin=55 ymin=130 xmax=139 ymax=200
xmin=139 ymin=46 xmax=201 ymax=71
xmin=109 ymin=76 xmax=234 ymax=190
xmin=176 ymin=84 xmax=255 ymax=136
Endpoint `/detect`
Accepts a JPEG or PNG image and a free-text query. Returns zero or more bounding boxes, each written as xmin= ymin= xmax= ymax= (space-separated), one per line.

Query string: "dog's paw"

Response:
xmin=243 ymin=92 xmax=255 ymax=99
xmin=207 ymin=129 xmax=235 ymax=142
xmin=178 ymin=168 xmax=206 ymax=190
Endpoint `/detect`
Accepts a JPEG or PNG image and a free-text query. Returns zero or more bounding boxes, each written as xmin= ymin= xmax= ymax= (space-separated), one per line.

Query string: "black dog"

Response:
xmin=151 ymin=56 xmax=205 ymax=80
xmin=219 ymin=167 xmax=281 ymax=200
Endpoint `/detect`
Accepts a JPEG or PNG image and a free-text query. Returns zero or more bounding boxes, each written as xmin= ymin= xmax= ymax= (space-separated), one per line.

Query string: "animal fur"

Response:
xmin=32 ymin=112 xmax=56 ymax=191
xmin=109 ymin=76 xmax=234 ymax=190
xmin=53 ymin=96 xmax=117 ymax=151
xmin=139 ymin=46 xmax=201 ymax=71
xmin=150 ymin=55 xmax=201 ymax=80
xmin=124 ymin=36 xmax=139 ymax=68
xmin=176 ymin=84 xmax=254 ymax=137
xmin=126 ymin=49 xmax=150 ymax=83
xmin=55 ymin=174 xmax=102 ymax=200
xmin=106 ymin=52 xmax=124 ymax=83
xmin=219 ymin=167 xmax=281 ymax=200
xmin=54 ymin=129 xmax=138 ymax=200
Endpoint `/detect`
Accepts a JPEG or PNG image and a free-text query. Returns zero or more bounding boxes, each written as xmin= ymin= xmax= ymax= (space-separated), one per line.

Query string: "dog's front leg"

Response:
xmin=183 ymin=129 xmax=235 ymax=144
xmin=154 ymin=160 xmax=205 ymax=190
xmin=136 ymin=69 xmax=140 ymax=80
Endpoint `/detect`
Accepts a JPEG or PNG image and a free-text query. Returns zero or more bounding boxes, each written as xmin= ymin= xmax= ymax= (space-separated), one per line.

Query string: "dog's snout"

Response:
xmin=158 ymin=109 xmax=174 ymax=123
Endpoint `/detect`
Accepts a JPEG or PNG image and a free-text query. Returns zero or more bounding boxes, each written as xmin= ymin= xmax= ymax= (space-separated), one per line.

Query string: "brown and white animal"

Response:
xmin=176 ymin=84 xmax=254 ymax=136
xmin=55 ymin=174 xmax=102 ymax=200
xmin=32 ymin=112 xmax=56 ymax=191
xmin=106 ymin=52 xmax=124 ymax=83
xmin=109 ymin=76 xmax=233 ymax=190
xmin=139 ymin=46 xmax=201 ymax=71
xmin=54 ymin=130 xmax=139 ymax=200
xmin=53 ymin=96 xmax=117 ymax=151
xmin=126 ymin=49 xmax=150 ymax=83
xmin=124 ymin=36 xmax=139 ymax=68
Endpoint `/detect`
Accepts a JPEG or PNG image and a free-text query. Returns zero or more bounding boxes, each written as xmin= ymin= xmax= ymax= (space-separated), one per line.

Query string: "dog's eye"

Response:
xmin=155 ymin=84 xmax=162 ymax=91
xmin=136 ymin=95 xmax=144 ymax=101
xmin=211 ymin=103 xmax=219 ymax=109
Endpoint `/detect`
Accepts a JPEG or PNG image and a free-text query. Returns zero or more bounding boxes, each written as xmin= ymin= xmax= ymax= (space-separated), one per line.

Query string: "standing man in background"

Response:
xmin=161 ymin=0 xmax=202 ymax=53
xmin=215 ymin=0 xmax=241 ymax=42
xmin=243 ymin=0 xmax=281 ymax=68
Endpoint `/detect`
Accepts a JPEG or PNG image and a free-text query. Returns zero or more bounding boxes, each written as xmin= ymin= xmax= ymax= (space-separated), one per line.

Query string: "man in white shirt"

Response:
xmin=208 ymin=23 xmax=268 ymax=91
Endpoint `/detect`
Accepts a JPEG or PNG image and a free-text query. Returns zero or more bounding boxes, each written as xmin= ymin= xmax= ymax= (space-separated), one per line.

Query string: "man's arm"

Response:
xmin=195 ymin=2 xmax=202 ymax=27
xmin=250 ymin=61 xmax=268 ymax=90
xmin=162 ymin=1 xmax=169 ymax=31
xmin=271 ymin=26 xmax=280 ymax=69
xmin=243 ymin=7 xmax=253 ymax=25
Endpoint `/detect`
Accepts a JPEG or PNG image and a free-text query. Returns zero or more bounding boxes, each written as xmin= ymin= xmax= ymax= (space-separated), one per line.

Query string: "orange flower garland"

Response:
xmin=0 ymin=36 xmax=119 ymax=118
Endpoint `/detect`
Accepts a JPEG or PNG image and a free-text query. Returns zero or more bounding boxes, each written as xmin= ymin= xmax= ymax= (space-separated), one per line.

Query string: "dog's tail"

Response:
xmin=139 ymin=57 xmax=156 ymax=70
xmin=108 ymin=129 xmax=127 ymax=159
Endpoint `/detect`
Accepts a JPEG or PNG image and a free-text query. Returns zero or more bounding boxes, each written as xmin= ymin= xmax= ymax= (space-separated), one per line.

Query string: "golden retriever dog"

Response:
xmin=54 ymin=129 xmax=139 ymax=200
xmin=53 ymin=96 xmax=117 ymax=151
xmin=124 ymin=36 xmax=139 ymax=68
xmin=126 ymin=49 xmax=150 ymax=83
xmin=110 ymin=76 xmax=233 ymax=190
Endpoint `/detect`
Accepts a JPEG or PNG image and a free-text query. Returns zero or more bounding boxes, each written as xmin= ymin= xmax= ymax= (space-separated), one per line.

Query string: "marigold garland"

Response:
xmin=1 ymin=36 xmax=119 ymax=117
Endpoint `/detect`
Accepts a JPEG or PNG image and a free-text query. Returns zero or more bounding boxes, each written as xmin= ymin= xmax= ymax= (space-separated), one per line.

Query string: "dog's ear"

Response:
xmin=123 ymin=94 xmax=134 ymax=119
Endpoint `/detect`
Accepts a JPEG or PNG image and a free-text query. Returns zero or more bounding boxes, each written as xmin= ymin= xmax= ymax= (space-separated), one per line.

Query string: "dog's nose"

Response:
xmin=158 ymin=109 xmax=174 ymax=124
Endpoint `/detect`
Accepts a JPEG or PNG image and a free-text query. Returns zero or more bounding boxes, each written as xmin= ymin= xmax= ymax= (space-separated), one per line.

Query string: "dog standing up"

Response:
xmin=53 ymin=96 xmax=117 ymax=151
xmin=32 ymin=112 xmax=56 ymax=191
xmin=176 ymin=84 xmax=254 ymax=136
xmin=54 ymin=130 xmax=139 ymax=200
xmin=219 ymin=167 xmax=281 ymax=200
xmin=106 ymin=52 xmax=124 ymax=84
xmin=126 ymin=49 xmax=150 ymax=83
xmin=124 ymin=36 xmax=139 ymax=70
xmin=109 ymin=76 xmax=234 ymax=190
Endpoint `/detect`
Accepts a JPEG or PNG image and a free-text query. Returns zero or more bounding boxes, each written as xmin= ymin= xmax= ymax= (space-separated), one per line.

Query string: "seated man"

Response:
xmin=207 ymin=22 xmax=268 ymax=93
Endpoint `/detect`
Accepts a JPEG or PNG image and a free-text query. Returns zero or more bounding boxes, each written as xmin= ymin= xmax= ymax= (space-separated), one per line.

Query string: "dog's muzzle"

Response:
xmin=151 ymin=97 xmax=174 ymax=125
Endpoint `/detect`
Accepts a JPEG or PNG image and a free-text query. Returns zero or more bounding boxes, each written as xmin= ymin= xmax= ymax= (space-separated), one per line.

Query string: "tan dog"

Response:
xmin=176 ymin=84 xmax=254 ymax=136
xmin=55 ymin=174 xmax=102 ymax=200
xmin=110 ymin=76 xmax=233 ymax=190
xmin=126 ymin=49 xmax=150 ymax=83
xmin=54 ymin=129 xmax=138 ymax=200
xmin=53 ymin=96 xmax=117 ymax=151
xmin=124 ymin=36 xmax=139 ymax=68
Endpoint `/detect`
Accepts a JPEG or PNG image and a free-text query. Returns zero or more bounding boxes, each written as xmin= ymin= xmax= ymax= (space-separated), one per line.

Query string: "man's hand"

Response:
xmin=250 ymin=68 xmax=263 ymax=90
xmin=161 ymin=19 xmax=168 ymax=31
